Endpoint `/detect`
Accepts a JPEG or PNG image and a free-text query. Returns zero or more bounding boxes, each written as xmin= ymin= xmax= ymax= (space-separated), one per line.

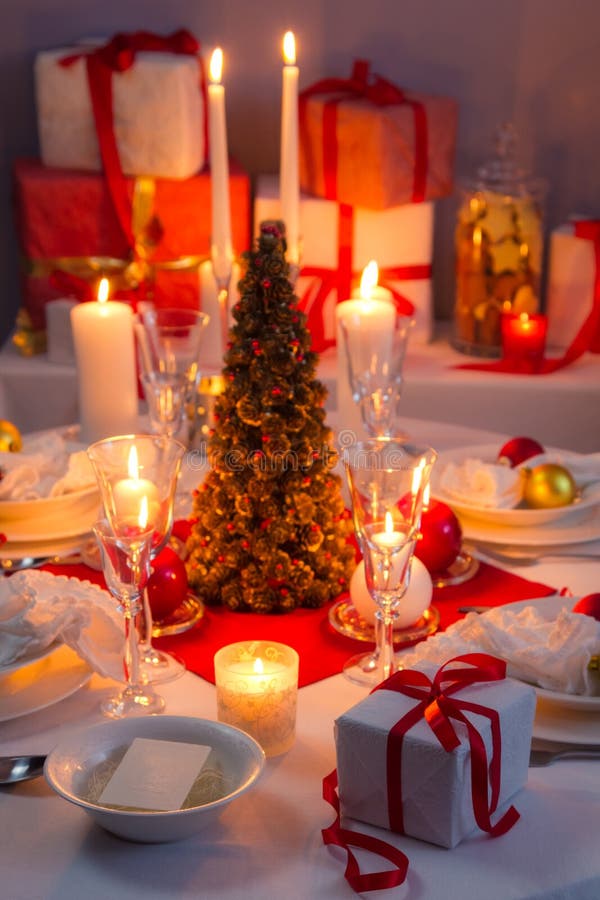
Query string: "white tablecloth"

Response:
xmin=3 ymin=332 xmax=600 ymax=451
xmin=1 ymin=418 xmax=599 ymax=899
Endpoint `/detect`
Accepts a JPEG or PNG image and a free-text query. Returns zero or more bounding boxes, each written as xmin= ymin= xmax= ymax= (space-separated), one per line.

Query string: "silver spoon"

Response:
xmin=0 ymin=755 xmax=47 ymax=784
xmin=0 ymin=554 xmax=84 ymax=573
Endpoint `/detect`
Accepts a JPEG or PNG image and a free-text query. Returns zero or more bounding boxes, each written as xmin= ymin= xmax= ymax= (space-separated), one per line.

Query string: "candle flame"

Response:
xmin=209 ymin=47 xmax=223 ymax=84
xmin=253 ymin=657 xmax=265 ymax=675
xmin=360 ymin=260 xmax=379 ymax=299
xmin=138 ymin=494 xmax=149 ymax=530
xmin=127 ymin=445 xmax=139 ymax=480
xmin=519 ymin=312 xmax=530 ymax=323
xmin=97 ymin=277 xmax=109 ymax=304
xmin=473 ymin=227 xmax=482 ymax=249
xmin=384 ymin=510 xmax=394 ymax=535
xmin=283 ymin=31 xmax=296 ymax=65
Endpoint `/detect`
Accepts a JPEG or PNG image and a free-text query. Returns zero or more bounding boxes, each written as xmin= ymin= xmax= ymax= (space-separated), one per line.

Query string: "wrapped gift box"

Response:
xmin=546 ymin=222 xmax=600 ymax=352
xmin=335 ymin=665 xmax=535 ymax=849
xmin=300 ymin=75 xmax=457 ymax=210
xmin=35 ymin=45 xmax=206 ymax=179
xmin=13 ymin=158 xmax=250 ymax=369
xmin=254 ymin=175 xmax=434 ymax=350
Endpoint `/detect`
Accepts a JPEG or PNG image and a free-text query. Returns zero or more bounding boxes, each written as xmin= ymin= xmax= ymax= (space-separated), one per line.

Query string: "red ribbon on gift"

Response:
xmin=456 ymin=219 xmax=600 ymax=375
xmin=59 ymin=30 xmax=208 ymax=255
xmin=322 ymin=653 xmax=521 ymax=894
xmin=300 ymin=59 xmax=429 ymax=205
xmin=297 ymin=204 xmax=426 ymax=352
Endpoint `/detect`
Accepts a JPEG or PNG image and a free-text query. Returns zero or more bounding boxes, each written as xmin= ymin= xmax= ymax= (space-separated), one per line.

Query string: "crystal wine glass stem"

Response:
xmin=122 ymin=598 xmax=143 ymax=689
xmin=378 ymin=608 xmax=396 ymax=681
xmin=217 ymin=281 xmax=230 ymax=359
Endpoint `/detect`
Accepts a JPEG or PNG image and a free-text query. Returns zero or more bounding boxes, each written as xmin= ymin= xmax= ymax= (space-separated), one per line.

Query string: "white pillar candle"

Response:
xmin=350 ymin=557 xmax=432 ymax=627
xmin=280 ymin=31 xmax=300 ymax=266
xmin=70 ymin=279 xmax=138 ymax=443
xmin=214 ymin=640 xmax=299 ymax=757
xmin=335 ymin=261 xmax=395 ymax=433
xmin=112 ymin=445 xmax=160 ymax=524
xmin=208 ymin=48 xmax=233 ymax=284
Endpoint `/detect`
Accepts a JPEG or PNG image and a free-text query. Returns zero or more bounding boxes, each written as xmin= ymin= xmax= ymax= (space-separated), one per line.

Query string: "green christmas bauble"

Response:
xmin=523 ymin=463 xmax=577 ymax=509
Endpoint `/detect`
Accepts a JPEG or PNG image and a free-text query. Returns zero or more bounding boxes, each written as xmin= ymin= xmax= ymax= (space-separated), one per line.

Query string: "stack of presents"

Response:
xmin=11 ymin=30 xmax=598 ymax=367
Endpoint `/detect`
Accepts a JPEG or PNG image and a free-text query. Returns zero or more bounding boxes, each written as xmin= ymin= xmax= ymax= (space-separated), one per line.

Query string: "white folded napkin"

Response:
xmin=439 ymin=458 xmax=524 ymax=509
xmin=0 ymin=433 xmax=95 ymax=500
xmin=0 ymin=570 xmax=123 ymax=681
xmin=400 ymin=603 xmax=600 ymax=695
xmin=525 ymin=450 xmax=600 ymax=487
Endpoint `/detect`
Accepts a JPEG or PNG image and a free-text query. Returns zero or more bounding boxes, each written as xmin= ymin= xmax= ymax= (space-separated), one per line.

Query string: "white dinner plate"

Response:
xmin=1 ymin=490 xmax=100 ymax=543
xmin=0 ymin=644 xmax=92 ymax=722
xmin=0 ymin=640 xmax=61 ymax=676
xmin=532 ymin=703 xmax=600 ymax=744
xmin=0 ymin=533 xmax=92 ymax=562
xmin=455 ymin=502 xmax=600 ymax=547
xmin=433 ymin=443 xmax=600 ymax=527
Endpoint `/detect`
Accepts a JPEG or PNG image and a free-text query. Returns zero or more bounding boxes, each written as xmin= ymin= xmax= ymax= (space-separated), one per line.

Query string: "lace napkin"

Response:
xmin=439 ymin=458 xmax=524 ymax=509
xmin=400 ymin=603 xmax=600 ymax=695
xmin=0 ymin=433 xmax=95 ymax=500
xmin=0 ymin=570 xmax=123 ymax=681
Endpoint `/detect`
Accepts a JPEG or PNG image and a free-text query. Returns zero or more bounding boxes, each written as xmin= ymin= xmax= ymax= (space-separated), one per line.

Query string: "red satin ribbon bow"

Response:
xmin=60 ymin=30 xmax=206 ymax=253
xmin=300 ymin=59 xmax=428 ymax=204
xmin=322 ymin=653 xmax=520 ymax=893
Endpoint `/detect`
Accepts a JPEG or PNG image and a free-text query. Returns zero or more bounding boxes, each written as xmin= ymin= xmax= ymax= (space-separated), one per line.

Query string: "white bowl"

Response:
xmin=0 ymin=487 xmax=100 ymax=542
xmin=44 ymin=716 xmax=265 ymax=843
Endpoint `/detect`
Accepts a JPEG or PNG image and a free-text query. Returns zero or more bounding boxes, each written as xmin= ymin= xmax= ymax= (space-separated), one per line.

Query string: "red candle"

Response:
xmin=501 ymin=312 xmax=548 ymax=372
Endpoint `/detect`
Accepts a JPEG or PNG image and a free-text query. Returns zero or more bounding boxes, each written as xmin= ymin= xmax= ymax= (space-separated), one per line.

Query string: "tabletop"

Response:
xmin=1 ymin=417 xmax=599 ymax=900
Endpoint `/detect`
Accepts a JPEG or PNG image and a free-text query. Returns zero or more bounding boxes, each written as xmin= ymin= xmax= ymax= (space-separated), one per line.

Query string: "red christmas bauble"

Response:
xmin=147 ymin=546 xmax=189 ymax=622
xmin=414 ymin=500 xmax=463 ymax=574
xmin=498 ymin=436 xmax=544 ymax=467
xmin=572 ymin=593 xmax=600 ymax=622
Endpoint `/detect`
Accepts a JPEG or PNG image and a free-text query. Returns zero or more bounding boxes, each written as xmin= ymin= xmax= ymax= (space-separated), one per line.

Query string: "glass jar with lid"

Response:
xmin=453 ymin=123 xmax=546 ymax=357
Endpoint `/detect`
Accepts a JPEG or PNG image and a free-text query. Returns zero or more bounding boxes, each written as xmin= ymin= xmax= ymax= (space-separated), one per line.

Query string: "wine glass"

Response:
xmin=338 ymin=306 xmax=414 ymax=438
xmin=92 ymin=518 xmax=161 ymax=717
xmin=342 ymin=439 xmax=436 ymax=687
xmin=87 ymin=434 xmax=186 ymax=684
xmin=135 ymin=307 xmax=210 ymax=440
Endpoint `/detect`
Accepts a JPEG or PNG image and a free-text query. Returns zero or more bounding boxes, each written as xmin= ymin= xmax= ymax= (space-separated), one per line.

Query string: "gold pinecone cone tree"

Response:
xmin=186 ymin=221 xmax=355 ymax=612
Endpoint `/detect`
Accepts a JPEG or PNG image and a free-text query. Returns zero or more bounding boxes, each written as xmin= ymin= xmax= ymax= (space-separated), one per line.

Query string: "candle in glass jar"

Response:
xmin=214 ymin=641 xmax=299 ymax=757
xmin=501 ymin=312 xmax=548 ymax=371
xmin=71 ymin=278 xmax=138 ymax=443
xmin=280 ymin=31 xmax=300 ymax=266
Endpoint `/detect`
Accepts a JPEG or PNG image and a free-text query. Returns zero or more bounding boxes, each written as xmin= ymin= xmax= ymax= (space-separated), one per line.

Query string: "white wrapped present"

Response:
xmin=546 ymin=221 xmax=599 ymax=351
xmin=254 ymin=175 xmax=434 ymax=350
xmin=35 ymin=43 xmax=206 ymax=179
xmin=335 ymin=659 xmax=535 ymax=849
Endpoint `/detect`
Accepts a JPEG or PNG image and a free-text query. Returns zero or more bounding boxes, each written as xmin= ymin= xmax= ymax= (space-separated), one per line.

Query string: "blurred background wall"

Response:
xmin=1 ymin=0 xmax=598 ymax=343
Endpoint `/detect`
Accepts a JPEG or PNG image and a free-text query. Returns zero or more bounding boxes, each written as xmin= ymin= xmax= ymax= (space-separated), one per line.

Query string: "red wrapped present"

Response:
xmin=300 ymin=60 xmax=458 ymax=210
xmin=13 ymin=158 xmax=250 ymax=363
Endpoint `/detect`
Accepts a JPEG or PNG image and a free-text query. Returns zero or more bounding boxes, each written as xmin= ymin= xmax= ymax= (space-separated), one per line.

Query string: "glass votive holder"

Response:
xmin=214 ymin=641 xmax=299 ymax=758
xmin=501 ymin=312 xmax=548 ymax=372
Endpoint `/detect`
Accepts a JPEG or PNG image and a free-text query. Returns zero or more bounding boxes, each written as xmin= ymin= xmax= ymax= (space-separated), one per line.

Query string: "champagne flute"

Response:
xmin=342 ymin=439 xmax=436 ymax=687
xmin=87 ymin=434 xmax=186 ymax=685
xmin=92 ymin=517 xmax=160 ymax=717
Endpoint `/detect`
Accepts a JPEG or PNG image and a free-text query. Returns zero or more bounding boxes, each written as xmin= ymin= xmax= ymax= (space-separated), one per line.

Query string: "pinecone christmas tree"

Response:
xmin=186 ymin=221 xmax=355 ymax=613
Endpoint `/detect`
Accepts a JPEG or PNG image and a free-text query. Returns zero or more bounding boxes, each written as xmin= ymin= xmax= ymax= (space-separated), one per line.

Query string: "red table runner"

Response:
xmin=46 ymin=558 xmax=556 ymax=688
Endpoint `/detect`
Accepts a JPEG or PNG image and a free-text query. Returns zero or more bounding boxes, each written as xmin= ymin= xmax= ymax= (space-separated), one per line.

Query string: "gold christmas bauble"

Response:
xmin=523 ymin=463 xmax=577 ymax=509
xmin=0 ymin=419 xmax=22 ymax=452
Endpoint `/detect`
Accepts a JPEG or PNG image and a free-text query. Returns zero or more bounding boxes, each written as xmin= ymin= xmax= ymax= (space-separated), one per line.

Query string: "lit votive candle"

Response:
xmin=214 ymin=641 xmax=299 ymax=757
xmin=112 ymin=445 xmax=160 ymax=523
xmin=501 ymin=312 xmax=548 ymax=372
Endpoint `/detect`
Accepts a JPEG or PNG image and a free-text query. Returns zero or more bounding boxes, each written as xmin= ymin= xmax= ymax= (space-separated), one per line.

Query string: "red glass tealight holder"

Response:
xmin=501 ymin=312 xmax=548 ymax=373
